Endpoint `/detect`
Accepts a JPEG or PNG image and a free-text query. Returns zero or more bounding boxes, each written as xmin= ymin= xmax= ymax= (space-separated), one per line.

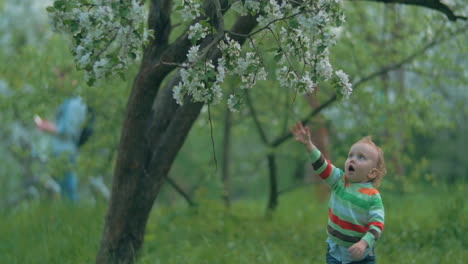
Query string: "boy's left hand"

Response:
xmin=348 ymin=239 xmax=368 ymax=260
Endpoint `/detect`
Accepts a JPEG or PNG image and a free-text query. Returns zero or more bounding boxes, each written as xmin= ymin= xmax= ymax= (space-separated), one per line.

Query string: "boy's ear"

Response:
xmin=368 ymin=168 xmax=379 ymax=179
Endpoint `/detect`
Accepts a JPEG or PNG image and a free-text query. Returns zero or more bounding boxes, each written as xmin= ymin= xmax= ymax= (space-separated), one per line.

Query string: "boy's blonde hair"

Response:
xmin=356 ymin=136 xmax=387 ymax=188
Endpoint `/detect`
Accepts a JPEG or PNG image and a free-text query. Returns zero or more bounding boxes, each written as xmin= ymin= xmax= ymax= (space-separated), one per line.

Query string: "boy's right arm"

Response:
xmin=290 ymin=121 xmax=315 ymax=153
xmin=291 ymin=122 xmax=342 ymax=188
xmin=308 ymin=146 xmax=343 ymax=189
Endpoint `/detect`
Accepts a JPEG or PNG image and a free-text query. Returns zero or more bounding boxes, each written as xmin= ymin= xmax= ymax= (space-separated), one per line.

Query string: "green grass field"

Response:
xmin=1 ymin=185 xmax=466 ymax=264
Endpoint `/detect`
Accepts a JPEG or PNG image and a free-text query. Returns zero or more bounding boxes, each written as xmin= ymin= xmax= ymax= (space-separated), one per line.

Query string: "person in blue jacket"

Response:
xmin=35 ymin=96 xmax=87 ymax=202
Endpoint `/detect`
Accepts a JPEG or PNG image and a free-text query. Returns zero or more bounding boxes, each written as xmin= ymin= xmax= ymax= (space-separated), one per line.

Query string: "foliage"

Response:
xmin=46 ymin=0 xmax=151 ymax=85
xmin=48 ymin=0 xmax=354 ymax=111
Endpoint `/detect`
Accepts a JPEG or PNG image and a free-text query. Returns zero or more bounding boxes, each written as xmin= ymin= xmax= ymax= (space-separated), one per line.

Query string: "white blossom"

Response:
xmin=227 ymin=94 xmax=242 ymax=112
xmin=335 ymin=70 xmax=353 ymax=99
xmin=77 ymin=52 xmax=91 ymax=68
xmin=257 ymin=0 xmax=285 ymax=27
xmin=173 ymin=83 xmax=186 ymax=105
xmin=187 ymin=45 xmax=200 ymax=63
xmin=231 ymin=0 xmax=261 ymax=16
xmin=236 ymin=52 xmax=267 ymax=89
xmin=277 ymin=66 xmax=297 ymax=89
xmin=216 ymin=63 xmax=226 ymax=83
xmin=178 ymin=0 xmax=202 ymax=22
xmin=48 ymin=0 xmax=151 ymax=84
xmin=49 ymin=0 xmax=353 ymax=109
xmin=92 ymin=57 xmax=109 ymax=79
xmin=297 ymin=72 xmax=316 ymax=94
xmin=188 ymin=23 xmax=210 ymax=42
xmin=317 ymin=57 xmax=333 ymax=80
xmin=218 ymin=36 xmax=242 ymax=70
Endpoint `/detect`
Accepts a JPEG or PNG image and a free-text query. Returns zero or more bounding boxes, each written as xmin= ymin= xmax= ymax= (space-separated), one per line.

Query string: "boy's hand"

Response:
xmin=348 ymin=239 xmax=368 ymax=260
xmin=35 ymin=118 xmax=57 ymax=134
xmin=290 ymin=122 xmax=314 ymax=152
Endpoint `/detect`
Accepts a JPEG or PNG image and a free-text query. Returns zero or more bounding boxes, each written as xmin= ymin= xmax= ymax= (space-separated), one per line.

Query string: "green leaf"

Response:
xmin=53 ymin=0 xmax=66 ymax=10
xmin=87 ymin=77 xmax=96 ymax=86
xmin=119 ymin=7 xmax=129 ymax=17
xmin=205 ymin=71 xmax=216 ymax=82
xmin=273 ymin=53 xmax=282 ymax=63
xmin=317 ymin=45 xmax=327 ymax=54
xmin=199 ymin=20 xmax=210 ymax=28
xmin=289 ymin=19 xmax=299 ymax=29
xmin=46 ymin=6 xmax=56 ymax=13
xmin=70 ymin=21 xmax=80 ymax=33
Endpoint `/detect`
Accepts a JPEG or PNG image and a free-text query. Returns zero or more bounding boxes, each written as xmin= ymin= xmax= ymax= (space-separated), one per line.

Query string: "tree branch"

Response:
xmin=349 ymin=0 xmax=467 ymax=21
xmin=165 ymin=176 xmax=196 ymax=207
xmin=270 ymin=26 xmax=467 ymax=147
xmin=271 ymin=94 xmax=337 ymax=147
xmin=245 ymin=90 xmax=270 ymax=145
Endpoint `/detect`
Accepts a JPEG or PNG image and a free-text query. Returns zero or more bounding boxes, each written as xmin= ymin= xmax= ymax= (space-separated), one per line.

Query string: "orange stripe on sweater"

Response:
xmin=358 ymin=188 xmax=379 ymax=196
xmin=328 ymin=209 xmax=384 ymax=233
xmin=319 ymin=160 xmax=332 ymax=180
xmin=342 ymin=175 xmax=350 ymax=187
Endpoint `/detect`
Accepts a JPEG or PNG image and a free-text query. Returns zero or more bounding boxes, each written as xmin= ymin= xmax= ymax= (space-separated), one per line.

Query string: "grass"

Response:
xmin=1 ymin=185 xmax=466 ymax=263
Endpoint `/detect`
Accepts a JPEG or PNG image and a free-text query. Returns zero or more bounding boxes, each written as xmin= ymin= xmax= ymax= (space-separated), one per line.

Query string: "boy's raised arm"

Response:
xmin=290 ymin=121 xmax=315 ymax=153
xmin=291 ymin=122 xmax=342 ymax=188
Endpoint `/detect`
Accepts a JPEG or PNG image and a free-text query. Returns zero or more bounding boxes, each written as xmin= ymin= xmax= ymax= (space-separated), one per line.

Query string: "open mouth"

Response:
xmin=348 ymin=165 xmax=355 ymax=172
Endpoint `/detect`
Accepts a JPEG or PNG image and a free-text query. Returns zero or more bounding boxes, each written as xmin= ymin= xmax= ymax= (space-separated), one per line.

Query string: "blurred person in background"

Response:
xmin=35 ymin=96 xmax=87 ymax=202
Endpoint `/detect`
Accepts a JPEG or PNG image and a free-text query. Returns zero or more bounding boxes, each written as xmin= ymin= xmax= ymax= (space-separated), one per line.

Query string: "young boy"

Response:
xmin=290 ymin=122 xmax=386 ymax=264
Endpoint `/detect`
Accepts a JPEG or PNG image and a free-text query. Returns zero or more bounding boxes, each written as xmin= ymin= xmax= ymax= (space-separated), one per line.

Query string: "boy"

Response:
xmin=290 ymin=122 xmax=386 ymax=264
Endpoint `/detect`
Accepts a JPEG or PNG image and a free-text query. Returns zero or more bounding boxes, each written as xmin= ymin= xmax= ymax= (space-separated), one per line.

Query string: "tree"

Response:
xmin=47 ymin=0 xmax=466 ymax=263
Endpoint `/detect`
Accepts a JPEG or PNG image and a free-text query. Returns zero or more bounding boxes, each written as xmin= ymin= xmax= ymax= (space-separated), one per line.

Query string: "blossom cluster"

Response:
xmin=173 ymin=0 xmax=352 ymax=111
xmin=334 ymin=70 xmax=353 ymax=99
xmin=47 ymin=0 xmax=151 ymax=85
xmin=177 ymin=0 xmax=203 ymax=22
xmin=173 ymin=46 xmax=224 ymax=106
xmin=277 ymin=66 xmax=316 ymax=95
xmin=49 ymin=0 xmax=353 ymax=107
xmin=188 ymin=22 xmax=211 ymax=43
xmin=174 ymin=36 xmax=268 ymax=111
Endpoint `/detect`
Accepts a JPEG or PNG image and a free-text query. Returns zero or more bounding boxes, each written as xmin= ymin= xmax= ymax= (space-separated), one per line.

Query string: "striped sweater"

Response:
xmin=309 ymin=147 xmax=384 ymax=248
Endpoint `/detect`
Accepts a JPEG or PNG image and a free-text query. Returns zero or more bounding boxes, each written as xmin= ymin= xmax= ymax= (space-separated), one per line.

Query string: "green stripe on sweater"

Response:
xmin=335 ymin=183 xmax=371 ymax=209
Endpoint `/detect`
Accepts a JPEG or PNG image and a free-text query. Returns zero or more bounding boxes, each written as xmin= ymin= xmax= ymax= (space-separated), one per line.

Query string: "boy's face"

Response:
xmin=344 ymin=142 xmax=379 ymax=184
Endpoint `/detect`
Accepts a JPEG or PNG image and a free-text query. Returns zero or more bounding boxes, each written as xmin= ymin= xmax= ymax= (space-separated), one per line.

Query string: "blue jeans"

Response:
xmin=326 ymin=246 xmax=376 ymax=264
xmin=58 ymin=171 xmax=78 ymax=202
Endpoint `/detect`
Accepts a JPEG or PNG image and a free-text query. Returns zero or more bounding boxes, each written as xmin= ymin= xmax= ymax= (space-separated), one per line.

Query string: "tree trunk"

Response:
xmin=266 ymin=153 xmax=278 ymax=212
xmin=95 ymin=1 xmax=258 ymax=262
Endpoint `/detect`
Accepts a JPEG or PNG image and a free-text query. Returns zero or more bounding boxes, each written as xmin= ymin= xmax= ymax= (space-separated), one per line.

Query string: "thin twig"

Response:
xmin=208 ymin=104 xmax=218 ymax=172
